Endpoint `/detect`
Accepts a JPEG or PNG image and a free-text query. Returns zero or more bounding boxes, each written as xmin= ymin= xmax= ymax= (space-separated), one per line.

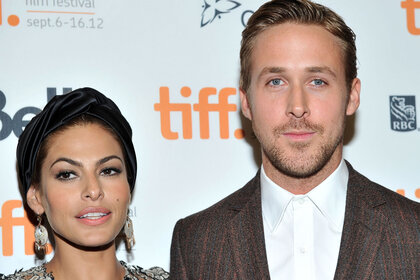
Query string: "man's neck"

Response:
xmin=262 ymin=148 xmax=343 ymax=195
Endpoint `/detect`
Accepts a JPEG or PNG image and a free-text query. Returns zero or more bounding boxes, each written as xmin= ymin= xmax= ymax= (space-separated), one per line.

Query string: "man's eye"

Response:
xmin=269 ymin=79 xmax=284 ymax=86
xmin=311 ymin=79 xmax=326 ymax=86
xmin=56 ymin=171 xmax=76 ymax=180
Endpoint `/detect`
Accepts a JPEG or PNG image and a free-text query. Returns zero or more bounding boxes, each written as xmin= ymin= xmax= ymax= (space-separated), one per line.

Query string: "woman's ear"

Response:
xmin=26 ymin=185 xmax=45 ymax=215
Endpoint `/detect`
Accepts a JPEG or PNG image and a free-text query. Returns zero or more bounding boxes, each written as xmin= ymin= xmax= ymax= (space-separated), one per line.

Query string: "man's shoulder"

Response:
xmin=175 ymin=171 xmax=260 ymax=228
xmin=347 ymin=163 xmax=419 ymax=221
xmin=329 ymin=163 xmax=419 ymax=280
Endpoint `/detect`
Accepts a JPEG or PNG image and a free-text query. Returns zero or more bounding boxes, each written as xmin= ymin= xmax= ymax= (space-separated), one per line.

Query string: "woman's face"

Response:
xmin=29 ymin=123 xmax=131 ymax=248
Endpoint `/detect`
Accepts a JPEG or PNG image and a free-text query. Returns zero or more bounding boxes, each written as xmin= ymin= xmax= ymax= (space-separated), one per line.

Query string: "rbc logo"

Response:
xmin=390 ymin=95 xmax=417 ymax=131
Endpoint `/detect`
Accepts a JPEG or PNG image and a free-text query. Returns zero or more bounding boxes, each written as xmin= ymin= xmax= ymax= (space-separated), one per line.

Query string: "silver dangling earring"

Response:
xmin=35 ymin=215 xmax=48 ymax=253
xmin=124 ymin=216 xmax=135 ymax=250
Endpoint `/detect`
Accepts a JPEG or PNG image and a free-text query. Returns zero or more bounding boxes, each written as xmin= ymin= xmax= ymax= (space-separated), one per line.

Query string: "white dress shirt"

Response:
xmin=261 ymin=159 xmax=349 ymax=280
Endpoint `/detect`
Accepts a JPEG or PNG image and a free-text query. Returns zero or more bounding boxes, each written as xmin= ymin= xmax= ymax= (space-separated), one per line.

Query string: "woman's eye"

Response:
xmin=56 ymin=171 xmax=76 ymax=180
xmin=311 ymin=79 xmax=326 ymax=86
xmin=269 ymin=78 xmax=284 ymax=86
xmin=101 ymin=168 xmax=121 ymax=176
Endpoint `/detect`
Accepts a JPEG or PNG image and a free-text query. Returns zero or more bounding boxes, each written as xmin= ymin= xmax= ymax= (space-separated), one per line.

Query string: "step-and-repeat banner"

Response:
xmin=0 ymin=0 xmax=419 ymax=274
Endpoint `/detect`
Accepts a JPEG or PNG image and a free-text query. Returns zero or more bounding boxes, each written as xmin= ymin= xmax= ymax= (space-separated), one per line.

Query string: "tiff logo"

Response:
xmin=154 ymin=87 xmax=244 ymax=140
xmin=401 ymin=0 xmax=420 ymax=35
xmin=0 ymin=0 xmax=20 ymax=26
xmin=0 ymin=200 xmax=52 ymax=256
xmin=390 ymin=95 xmax=417 ymax=131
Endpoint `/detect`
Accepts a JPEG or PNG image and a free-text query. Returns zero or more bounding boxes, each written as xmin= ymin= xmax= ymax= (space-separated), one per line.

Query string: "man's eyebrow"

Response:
xmin=306 ymin=66 xmax=337 ymax=78
xmin=258 ymin=66 xmax=337 ymax=79
xmin=258 ymin=67 xmax=287 ymax=79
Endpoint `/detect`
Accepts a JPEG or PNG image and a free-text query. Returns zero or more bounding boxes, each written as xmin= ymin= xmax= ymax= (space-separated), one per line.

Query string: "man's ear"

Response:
xmin=240 ymin=89 xmax=253 ymax=120
xmin=346 ymin=78 xmax=361 ymax=116
xmin=26 ymin=185 xmax=45 ymax=215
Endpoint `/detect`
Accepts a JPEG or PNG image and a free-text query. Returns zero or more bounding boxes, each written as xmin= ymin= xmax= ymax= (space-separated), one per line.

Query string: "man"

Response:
xmin=170 ymin=0 xmax=420 ymax=279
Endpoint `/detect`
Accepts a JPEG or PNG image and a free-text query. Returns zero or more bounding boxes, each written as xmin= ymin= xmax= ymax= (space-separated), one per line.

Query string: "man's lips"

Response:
xmin=282 ymin=131 xmax=315 ymax=141
xmin=76 ymin=207 xmax=111 ymax=225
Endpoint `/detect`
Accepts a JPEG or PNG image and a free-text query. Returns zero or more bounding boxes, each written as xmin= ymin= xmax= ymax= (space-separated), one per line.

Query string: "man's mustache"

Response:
xmin=273 ymin=119 xmax=324 ymax=136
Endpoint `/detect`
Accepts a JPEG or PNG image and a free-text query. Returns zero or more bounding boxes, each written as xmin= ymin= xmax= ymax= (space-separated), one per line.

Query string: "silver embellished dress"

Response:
xmin=0 ymin=261 xmax=169 ymax=280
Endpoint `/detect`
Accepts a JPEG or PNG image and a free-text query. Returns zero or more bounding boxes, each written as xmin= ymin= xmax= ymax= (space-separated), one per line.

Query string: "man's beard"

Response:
xmin=259 ymin=117 xmax=345 ymax=179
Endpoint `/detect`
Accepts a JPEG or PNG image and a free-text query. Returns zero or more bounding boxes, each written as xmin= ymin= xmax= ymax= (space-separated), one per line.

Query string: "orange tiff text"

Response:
xmin=401 ymin=0 xmax=420 ymax=35
xmin=0 ymin=200 xmax=52 ymax=256
xmin=154 ymin=87 xmax=244 ymax=140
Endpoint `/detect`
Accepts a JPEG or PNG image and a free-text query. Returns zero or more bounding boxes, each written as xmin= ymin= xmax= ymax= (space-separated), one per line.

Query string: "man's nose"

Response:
xmin=286 ymin=85 xmax=310 ymax=119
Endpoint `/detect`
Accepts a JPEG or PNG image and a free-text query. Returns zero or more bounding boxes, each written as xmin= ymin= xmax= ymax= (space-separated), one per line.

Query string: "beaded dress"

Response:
xmin=0 ymin=261 xmax=169 ymax=280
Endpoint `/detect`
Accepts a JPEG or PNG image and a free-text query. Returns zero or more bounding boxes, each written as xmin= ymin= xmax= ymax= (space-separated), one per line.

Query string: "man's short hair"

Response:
xmin=240 ymin=0 xmax=357 ymax=94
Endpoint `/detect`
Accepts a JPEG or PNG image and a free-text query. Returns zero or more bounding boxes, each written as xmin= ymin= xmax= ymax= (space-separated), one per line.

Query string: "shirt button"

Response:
xmin=300 ymin=247 xmax=306 ymax=254
xmin=298 ymin=198 xmax=305 ymax=205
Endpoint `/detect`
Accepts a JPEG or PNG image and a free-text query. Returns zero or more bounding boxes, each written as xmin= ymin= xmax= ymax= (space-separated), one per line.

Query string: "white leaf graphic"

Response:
xmin=201 ymin=0 xmax=241 ymax=27
xmin=201 ymin=1 xmax=216 ymax=27
xmin=214 ymin=0 xmax=240 ymax=13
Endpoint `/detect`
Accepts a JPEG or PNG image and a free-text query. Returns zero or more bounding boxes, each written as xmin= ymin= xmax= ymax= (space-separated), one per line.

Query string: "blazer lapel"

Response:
xmin=334 ymin=163 xmax=388 ymax=280
xmin=226 ymin=172 xmax=271 ymax=280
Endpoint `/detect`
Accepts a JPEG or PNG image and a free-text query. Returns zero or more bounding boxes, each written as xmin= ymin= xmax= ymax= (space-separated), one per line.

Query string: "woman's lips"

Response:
xmin=76 ymin=207 xmax=111 ymax=226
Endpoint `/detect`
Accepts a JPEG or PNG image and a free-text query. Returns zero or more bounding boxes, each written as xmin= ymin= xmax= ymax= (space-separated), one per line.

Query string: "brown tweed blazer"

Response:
xmin=170 ymin=162 xmax=420 ymax=279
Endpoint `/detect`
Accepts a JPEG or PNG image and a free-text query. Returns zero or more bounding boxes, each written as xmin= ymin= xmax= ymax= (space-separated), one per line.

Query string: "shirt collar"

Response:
xmin=261 ymin=159 xmax=348 ymax=232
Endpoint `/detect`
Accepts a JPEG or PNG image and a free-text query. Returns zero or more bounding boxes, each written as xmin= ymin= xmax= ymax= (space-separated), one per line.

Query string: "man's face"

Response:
xmin=240 ymin=23 xmax=360 ymax=179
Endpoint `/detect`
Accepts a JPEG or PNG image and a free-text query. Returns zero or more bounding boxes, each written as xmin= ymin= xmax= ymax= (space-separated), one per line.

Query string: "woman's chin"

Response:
xmin=54 ymin=232 xmax=117 ymax=251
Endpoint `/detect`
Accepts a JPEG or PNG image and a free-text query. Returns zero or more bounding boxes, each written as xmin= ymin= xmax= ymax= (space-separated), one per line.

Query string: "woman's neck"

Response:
xmin=45 ymin=239 xmax=125 ymax=280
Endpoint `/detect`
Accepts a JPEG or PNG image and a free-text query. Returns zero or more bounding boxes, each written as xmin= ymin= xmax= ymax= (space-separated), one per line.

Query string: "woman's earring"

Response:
xmin=124 ymin=216 xmax=135 ymax=250
xmin=34 ymin=215 xmax=48 ymax=253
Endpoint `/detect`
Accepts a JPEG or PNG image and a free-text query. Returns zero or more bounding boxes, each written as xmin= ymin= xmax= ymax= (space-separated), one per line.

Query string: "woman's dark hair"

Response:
xmin=17 ymin=88 xmax=137 ymax=196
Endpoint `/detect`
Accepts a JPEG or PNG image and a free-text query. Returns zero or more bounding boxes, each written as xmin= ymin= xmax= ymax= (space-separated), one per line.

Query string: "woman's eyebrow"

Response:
xmin=97 ymin=155 xmax=123 ymax=167
xmin=50 ymin=157 xmax=82 ymax=169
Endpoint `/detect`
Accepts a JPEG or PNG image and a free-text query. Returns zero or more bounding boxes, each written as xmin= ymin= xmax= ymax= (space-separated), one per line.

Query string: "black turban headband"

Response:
xmin=17 ymin=87 xmax=137 ymax=196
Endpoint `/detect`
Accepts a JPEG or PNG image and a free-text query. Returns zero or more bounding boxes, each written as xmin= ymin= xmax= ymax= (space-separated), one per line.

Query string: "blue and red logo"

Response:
xmin=390 ymin=95 xmax=417 ymax=132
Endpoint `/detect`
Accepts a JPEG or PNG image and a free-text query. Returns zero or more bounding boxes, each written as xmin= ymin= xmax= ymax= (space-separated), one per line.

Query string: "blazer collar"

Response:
xmin=334 ymin=161 xmax=388 ymax=279
xmin=226 ymin=170 xmax=271 ymax=280
xmin=223 ymin=162 xmax=389 ymax=280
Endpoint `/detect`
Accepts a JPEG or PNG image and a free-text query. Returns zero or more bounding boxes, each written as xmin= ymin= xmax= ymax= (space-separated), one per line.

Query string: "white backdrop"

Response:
xmin=0 ymin=0 xmax=419 ymax=274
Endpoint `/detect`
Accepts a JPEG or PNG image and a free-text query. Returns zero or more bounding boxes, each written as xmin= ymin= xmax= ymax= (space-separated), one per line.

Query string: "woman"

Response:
xmin=1 ymin=88 xmax=169 ymax=279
